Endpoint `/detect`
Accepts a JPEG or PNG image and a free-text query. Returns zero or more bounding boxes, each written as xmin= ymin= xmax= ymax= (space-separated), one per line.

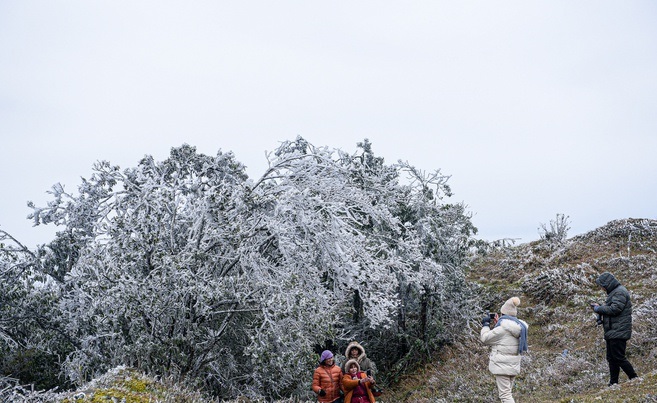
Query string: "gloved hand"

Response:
xmin=482 ymin=315 xmax=491 ymax=327
xmin=318 ymin=389 xmax=326 ymax=397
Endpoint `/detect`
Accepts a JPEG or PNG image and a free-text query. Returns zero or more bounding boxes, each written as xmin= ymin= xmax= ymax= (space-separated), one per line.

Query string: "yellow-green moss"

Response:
xmin=90 ymin=387 xmax=151 ymax=402
xmin=122 ymin=377 xmax=149 ymax=393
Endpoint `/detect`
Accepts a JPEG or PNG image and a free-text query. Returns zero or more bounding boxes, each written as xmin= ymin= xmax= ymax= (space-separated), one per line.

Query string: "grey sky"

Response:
xmin=1 ymin=1 xmax=656 ymax=247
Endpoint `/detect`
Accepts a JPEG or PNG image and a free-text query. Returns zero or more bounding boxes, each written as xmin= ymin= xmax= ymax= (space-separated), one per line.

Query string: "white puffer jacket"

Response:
xmin=480 ymin=318 xmax=528 ymax=376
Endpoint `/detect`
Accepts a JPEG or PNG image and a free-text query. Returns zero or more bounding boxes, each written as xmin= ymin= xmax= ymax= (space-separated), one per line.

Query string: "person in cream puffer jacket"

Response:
xmin=480 ymin=297 xmax=529 ymax=403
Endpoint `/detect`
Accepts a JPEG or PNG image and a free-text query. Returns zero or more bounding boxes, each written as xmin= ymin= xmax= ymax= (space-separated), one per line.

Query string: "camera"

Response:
xmin=589 ymin=302 xmax=603 ymax=325
xmin=596 ymin=314 xmax=603 ymax=326
xmin=489 ymin=312 xmax=496 ymax=319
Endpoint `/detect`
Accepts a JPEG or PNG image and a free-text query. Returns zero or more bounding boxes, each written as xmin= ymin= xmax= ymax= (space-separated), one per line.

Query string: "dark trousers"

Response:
xmin=606 ymin=338 xmax=637 ymax=384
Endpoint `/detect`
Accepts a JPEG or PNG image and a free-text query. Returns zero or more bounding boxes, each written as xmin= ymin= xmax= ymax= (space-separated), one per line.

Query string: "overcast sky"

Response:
xmin=1 ymin=1 xmax=656 ymax=248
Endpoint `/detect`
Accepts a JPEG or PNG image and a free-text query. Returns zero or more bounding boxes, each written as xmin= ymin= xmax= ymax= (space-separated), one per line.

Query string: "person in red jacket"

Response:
xmin=312 ymin=350 xmax=344 ymax=403
xmin=341 ymin=359 xmax=376 ymax=403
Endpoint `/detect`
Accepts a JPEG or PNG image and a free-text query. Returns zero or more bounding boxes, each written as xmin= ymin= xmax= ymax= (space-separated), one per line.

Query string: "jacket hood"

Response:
xmin=596 ymin=272 xmax=620 ymax=293
xmin=345 ymin=341 xmax=367 ymax=361
xmin=344 ymin=359 xmax=361 ymax=374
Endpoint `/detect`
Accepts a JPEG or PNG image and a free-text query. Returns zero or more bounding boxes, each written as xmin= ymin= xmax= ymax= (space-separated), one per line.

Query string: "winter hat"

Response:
xmin=320 ymin=350 xmax=334 ymax=364
xmin=500 ymin=297 xmax=521 ymax=316
xmin=345 ymin=359 xmax=361 ymax=372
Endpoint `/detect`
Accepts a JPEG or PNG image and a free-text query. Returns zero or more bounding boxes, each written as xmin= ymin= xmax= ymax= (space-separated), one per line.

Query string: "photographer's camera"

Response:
xmin=596 ymin=314 xmax=603 ymax=326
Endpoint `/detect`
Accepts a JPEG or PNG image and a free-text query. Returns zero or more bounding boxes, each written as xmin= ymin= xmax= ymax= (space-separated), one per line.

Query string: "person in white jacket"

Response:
xmin=480 ymin=297 xmax=529 ymax=403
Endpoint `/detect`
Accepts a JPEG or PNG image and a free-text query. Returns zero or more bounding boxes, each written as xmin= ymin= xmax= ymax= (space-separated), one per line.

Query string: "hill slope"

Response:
xmin=386 ymin=218 xmax=657 ymax=402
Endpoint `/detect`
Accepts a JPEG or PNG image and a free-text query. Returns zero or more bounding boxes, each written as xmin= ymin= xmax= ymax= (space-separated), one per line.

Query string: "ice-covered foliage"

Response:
xmin=0 ymin=375 xmax=63 ymax=403
xmin=1 ymin=138 xmax=477 ymax=399
xmin=632 ymin=295 xmax=657 ymax=349
xmin=538 ymin=213 xmax=570 ymax=247
xmin=0 ymin=231 xmax=72 ymax=392
xmin=521 ymin=264 xmax=592 ymax=304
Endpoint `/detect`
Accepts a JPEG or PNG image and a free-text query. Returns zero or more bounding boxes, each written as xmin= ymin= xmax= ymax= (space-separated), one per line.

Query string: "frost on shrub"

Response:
xmin=523 ymin=350 xmax=596 ymax=395
xmin=571 ymin=218 xmax=657 ymax=258
xmin=4 ymin=139 xmax=477 ymax=400
xmin=538 ymin=214 xmax=571 ymax=247
xmin=0 ymin=375 xmax=62 ymax=403
xmin=521 ymin=265 xmax=591 ymax=304
xmin=631 ymin=296 xmax=657 ymax=350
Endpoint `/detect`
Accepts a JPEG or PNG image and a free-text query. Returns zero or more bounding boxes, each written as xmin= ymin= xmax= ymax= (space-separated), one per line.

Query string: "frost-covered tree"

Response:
xmin=330 ymin=140 xmax=478 ymax=376
xmin=0 ymin=231 xmax=72 ymax=391
xmin=538 ymin=213 xmax=571 ymax=247
xmin=33 ymin=146 xmax=259 ymax=396
xmin=3 ymin=138 xmax=478 ymax=399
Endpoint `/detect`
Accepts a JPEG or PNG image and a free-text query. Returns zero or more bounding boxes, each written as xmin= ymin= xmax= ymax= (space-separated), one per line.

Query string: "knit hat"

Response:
xmin=320 ymin=350 xmax=334 ymax=364
xmin=500 ymin=297 xmax=521 ymax=316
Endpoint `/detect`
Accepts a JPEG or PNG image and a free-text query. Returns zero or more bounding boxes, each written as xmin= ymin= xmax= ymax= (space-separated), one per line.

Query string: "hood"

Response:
xmin=596 ymin=272 xmax=621 ymax=293
xmin=500 ymin=318 xmax=529 ymax=338
xmin=344 ymin=359 xmax=361 ymax=374
xmin=345 ymin=341 xmax=367 ymax=361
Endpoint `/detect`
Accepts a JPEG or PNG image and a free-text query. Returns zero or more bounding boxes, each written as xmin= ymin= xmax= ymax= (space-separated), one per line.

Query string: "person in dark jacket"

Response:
xmin=590 ymin=272 xmax=638 ymax=386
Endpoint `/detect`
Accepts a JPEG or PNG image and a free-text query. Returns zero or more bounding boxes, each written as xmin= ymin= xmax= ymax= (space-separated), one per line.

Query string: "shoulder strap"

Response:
xmin=322 ymin=366 xmax=340 ymax=389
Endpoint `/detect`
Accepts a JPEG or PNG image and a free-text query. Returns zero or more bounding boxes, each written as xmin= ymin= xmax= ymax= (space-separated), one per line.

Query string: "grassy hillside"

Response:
xmin=384 ymin=218 xmax=657 ymax=402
